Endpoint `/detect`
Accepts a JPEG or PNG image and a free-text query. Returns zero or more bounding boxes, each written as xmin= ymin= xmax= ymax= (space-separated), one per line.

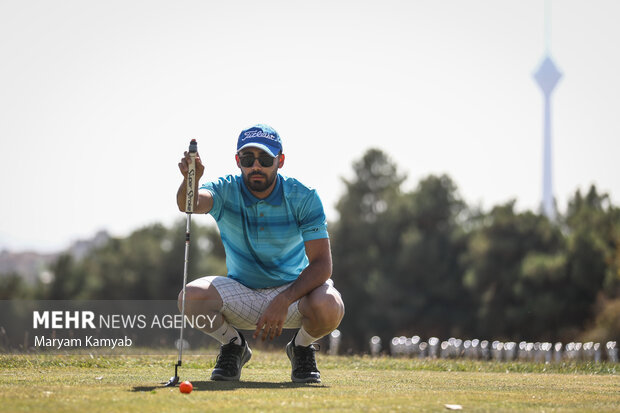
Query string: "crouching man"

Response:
xmin=176 ymin=124 xmax=344 ymax=383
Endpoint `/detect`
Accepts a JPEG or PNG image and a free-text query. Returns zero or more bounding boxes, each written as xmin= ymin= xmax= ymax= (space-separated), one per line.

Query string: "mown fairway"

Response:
xmin=1 ymin=351 xmax=618 ymax=412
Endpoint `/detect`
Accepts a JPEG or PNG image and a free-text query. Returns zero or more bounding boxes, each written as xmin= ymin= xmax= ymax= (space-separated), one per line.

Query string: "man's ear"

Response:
xmin=235 ymin=153 xmax=241 ymax=168
xmin=278 ymin=153 xmax=285 ymax=169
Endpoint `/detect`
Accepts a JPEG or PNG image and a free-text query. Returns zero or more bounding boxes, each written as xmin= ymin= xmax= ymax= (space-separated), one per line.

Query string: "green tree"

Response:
xmin=0 ymin=273 xmax=34 ymax=299
xmin=42 ymin=221 xmax=226 ymax=300
xmin=565 ymin=185 xmax=620 ymax=297
xmin=332 ymin=149 xmax=469 ymax=350
xmin=563 ymin=185 xmax=620 ymax=339
xmin=47 ymin=253 xmax=87 ymax=299
xmin=462 ymin=202 xmax=565 ymax=340
xmin=331 ymin=149 xmax=406 ymax=351
xmin=390 ymin=175 xmax=469 ymax=338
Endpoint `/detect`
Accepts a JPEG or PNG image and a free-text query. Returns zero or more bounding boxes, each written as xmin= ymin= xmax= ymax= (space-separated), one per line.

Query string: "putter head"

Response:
xmin=163 ymin=362 xmax=181 ymax=387
xmin=163 ymin=375 xmax=179 ymax=387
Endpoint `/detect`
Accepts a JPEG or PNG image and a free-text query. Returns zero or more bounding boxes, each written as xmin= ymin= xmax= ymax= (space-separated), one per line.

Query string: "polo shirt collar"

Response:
xmin=240 ymin=174 xmax=283 ymax=206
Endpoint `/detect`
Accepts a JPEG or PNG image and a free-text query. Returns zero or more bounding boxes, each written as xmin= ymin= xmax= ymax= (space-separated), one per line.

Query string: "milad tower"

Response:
xmin=533 ymin=0 xmax=562 ymax=220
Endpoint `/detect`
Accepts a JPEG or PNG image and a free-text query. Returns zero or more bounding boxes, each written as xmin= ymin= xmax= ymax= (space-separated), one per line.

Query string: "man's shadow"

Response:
xmin=132 ymin=381 xmax=328 ymax=392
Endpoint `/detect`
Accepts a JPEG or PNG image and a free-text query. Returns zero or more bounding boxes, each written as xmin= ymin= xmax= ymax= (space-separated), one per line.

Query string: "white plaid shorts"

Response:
xmin=205 ymin=275 xmax=334 ymax=331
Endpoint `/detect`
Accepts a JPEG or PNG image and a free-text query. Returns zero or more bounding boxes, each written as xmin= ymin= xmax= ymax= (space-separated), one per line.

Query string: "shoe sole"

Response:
xmin=286 ymin=342 xmax=321 ymax=384
xmin=210 ymin=346 xmax=252 ymax=381
xmin=291 ymin=375 xmax=321 ymax=384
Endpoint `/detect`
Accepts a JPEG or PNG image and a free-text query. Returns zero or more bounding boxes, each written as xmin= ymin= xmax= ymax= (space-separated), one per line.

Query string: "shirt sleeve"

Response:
xmin=297 ymin=190 xmax=329 ymax=242
xmin=200 ymin=178 xmax=224 ymax=221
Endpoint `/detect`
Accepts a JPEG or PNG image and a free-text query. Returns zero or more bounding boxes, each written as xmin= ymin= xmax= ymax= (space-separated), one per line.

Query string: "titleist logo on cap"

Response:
xmin=241 ymin=130 xmax=278 ymax=142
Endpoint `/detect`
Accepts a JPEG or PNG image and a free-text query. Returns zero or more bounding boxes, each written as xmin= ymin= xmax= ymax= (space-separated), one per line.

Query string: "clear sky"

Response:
xmin=1 ymin=0 xmax=619 ymax=252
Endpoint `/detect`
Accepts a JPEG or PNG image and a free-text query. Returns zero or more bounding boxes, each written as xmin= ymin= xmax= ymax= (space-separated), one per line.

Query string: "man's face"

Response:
xmin=236 ymin=147 xmax=283 ymax=194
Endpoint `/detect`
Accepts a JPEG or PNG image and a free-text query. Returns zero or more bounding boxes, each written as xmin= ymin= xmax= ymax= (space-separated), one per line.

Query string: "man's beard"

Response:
xmin=243 ymin=170 xmax=277 ymax=193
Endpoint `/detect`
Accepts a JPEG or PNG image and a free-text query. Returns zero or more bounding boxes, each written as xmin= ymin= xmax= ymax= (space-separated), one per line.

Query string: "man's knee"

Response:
xmin=304 ymin=286 xmax=345 ymax=329
xmin=177 ymin=285 xmax=202 ymax=311
xmin=177 ymin=278 xmax=223 ymax=313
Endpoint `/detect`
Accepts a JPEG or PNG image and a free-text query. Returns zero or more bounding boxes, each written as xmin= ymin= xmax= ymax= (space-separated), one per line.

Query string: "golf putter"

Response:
xmin=164 ymin=139 xmax=198 ymax=387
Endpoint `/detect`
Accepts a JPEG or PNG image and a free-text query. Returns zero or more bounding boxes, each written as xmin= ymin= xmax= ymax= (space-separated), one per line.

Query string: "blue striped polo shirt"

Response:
xmin=201 ymin=174 xmax=329 ymax=289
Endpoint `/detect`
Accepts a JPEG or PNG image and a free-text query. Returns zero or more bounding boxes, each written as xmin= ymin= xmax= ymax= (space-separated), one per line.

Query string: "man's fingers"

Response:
xmin=254 ymin=304 xmax=286 ymax=341
xmin=251 ymin=322 xmax=283 ymax=341
xmin=180 ymin=150 xmax=205 ymax=178
xmin=179 ymin=152 xmax=190 ymax=169
xmin=178 ymin=162 xmax=188 ymax=176
xmin=253 ymin=320 xmax=264 ymax=339
xmin=261 ymin=325 xmax=270 ymax=341
xmin=185 ymin=151 xmax=204 ymax=177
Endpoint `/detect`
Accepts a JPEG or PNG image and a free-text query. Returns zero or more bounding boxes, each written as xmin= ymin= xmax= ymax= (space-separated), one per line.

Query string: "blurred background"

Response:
xmin=1 ymin=1 xmax=618 ymax=352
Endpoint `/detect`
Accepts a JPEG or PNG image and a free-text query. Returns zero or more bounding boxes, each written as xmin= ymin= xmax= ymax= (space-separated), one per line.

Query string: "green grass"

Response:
xmin=1 ymin=351 xmax=618 ymax=412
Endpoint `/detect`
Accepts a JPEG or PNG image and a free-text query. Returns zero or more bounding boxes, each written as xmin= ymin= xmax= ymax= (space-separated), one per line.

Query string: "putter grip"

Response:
xmin=186 ymin=139 xmax=198 ymax=213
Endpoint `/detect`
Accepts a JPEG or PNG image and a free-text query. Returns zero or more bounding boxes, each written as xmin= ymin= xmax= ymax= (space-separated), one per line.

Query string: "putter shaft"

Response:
xmin=164 ymin=139 xmax=197 ymax=387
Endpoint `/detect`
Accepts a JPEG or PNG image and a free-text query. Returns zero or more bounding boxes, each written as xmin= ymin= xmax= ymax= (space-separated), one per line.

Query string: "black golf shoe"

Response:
xmin=210 ymin=331 xmax=252 ymax=381
xmin=286 ymin=332 xmax=321 ymax=383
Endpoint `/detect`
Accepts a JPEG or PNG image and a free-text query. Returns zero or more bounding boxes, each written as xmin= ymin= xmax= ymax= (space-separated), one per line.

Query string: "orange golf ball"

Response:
xmin=179 ymin=380 xmax=193 ymax=394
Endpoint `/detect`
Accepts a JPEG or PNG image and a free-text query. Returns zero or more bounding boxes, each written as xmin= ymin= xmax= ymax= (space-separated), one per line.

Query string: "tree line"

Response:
xmin=3 ymin=148 xmax=619 ymax=352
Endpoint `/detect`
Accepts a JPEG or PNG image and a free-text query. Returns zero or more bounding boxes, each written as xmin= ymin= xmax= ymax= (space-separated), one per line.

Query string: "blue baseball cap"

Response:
xmin=237 ymin=124 xmax=283 ymax=157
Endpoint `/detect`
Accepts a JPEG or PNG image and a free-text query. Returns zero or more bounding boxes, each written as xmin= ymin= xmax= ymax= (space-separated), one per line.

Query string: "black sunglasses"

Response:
xmin=238 ymin=153 xmax=277 ymax=168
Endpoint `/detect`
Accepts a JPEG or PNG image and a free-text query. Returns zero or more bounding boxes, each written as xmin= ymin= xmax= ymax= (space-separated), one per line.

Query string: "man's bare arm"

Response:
xmin=253 ymin=238 xmax=332 ymax=340
xmin=278 ymin=238 xmax=332 ymax=305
